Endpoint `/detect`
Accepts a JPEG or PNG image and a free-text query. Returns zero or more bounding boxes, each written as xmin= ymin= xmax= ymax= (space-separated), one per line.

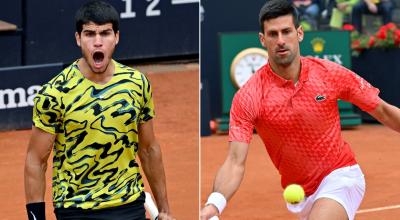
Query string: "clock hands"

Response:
xmin=247 ymin=63 xmax=256 ymax=73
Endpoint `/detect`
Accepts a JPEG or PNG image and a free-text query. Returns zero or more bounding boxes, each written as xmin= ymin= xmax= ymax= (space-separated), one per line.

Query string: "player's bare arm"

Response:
xmin=138 ymin=120 xmax=175 ymax=220
xmin=200 ymin=141 xmax=250 ymax=219
xmin=24 ymin=126 xmax=55 ymax=203
xmin=369 ymin=99 xmax=400 ymax=133
xmin=213 ymin=141 xmax=250 ymax=200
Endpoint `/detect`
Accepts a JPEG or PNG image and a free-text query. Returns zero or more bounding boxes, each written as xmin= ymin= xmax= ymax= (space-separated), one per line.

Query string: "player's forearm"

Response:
xmin=140 ymin=143 xmax=170 ymax=213
xmin=374 ymin=103 xmax=400 ymax=133
xmin=212 ymin=158 xmax=245 ymax=201
xmin=25 ymin=127 xmax=54 ymax=203
xmin=24 ymin=155 xmax=48 ymax=203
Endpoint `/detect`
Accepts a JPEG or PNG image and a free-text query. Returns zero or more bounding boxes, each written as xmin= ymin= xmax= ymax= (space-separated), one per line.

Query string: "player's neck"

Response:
xmin=77 ymin=58 xmax=115 ymax=85
xmin=270 ymin=57 xmax=301 ymax=83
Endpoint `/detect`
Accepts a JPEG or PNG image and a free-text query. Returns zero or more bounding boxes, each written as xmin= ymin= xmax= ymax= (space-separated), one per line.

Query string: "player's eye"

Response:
xmin=282 ymin=29 xmax=292 ymax=35
xmin=267 ymin=31 xmax=278 ymax=38
xmin=84 ymin=31 xmax=96 ymax=37
xmin=100 ymin=31 xmax=112 ymax=37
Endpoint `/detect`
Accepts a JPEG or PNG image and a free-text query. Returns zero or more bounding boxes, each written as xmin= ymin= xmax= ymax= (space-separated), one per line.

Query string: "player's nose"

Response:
xmin=277 ymin=33 xmax=285 ymax=46
xmin=94 ymin=34 xmax=103 ymax=47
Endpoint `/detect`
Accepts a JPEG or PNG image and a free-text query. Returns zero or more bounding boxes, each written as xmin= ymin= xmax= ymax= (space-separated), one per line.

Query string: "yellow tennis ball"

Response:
xmin=283 ymin=184 xmax=305 ymax=204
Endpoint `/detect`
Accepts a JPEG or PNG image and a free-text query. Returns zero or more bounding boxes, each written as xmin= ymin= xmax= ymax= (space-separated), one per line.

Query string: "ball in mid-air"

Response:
xmin=283 ymin=184 xmax=305 ymax=204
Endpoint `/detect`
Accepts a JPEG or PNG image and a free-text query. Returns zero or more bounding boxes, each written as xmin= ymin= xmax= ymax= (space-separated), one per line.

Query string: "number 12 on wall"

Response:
xmin=121 ymin=0 xmax=161 ymax=19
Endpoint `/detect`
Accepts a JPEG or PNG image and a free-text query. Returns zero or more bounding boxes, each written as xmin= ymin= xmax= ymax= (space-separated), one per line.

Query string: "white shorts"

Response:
xmin=286 ymin=164 xmax=366 ymax=220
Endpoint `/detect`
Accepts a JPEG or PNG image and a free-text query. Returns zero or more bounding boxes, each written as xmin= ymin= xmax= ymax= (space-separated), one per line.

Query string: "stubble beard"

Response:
xmin=272 ymin=50 xmax=296 ymax=67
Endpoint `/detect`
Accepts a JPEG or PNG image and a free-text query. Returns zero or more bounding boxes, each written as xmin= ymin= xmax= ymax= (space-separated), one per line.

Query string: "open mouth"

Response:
xmin=93 ymin=51 xmax=104 ymax=66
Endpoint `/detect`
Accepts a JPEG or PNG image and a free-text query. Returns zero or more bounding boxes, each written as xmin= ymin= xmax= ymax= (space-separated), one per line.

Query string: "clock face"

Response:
xmin=230 ymin=48 xmax=268 ymax=88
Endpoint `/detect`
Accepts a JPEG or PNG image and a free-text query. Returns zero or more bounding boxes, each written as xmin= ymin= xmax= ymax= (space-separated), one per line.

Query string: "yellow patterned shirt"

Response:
xmin=33 ymin=60 xmax=154 ymax=209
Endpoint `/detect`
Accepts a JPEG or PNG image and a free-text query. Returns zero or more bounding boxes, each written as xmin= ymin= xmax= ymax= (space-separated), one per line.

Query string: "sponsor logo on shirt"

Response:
xmin=315 ymin=95 xmax=326 ymax=102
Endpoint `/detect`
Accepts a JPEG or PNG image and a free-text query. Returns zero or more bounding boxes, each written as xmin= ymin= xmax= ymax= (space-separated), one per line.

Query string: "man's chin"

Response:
xmin=273 ymin=55 xmax=295 ymax=66
xmin=89 ymin=65 xmax=107 ymax=74
xmin=90 ymin=60 xmax=110 ymax=74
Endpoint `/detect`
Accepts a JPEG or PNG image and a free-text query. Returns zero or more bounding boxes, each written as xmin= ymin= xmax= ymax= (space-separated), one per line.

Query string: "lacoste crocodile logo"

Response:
xmin=315 ymin=95 xmax=326 ymax=102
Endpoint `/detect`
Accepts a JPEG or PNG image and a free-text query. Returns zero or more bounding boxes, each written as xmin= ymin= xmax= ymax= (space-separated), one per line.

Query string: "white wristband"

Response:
xmin=205 ymin=192 xmax=227 ymax=214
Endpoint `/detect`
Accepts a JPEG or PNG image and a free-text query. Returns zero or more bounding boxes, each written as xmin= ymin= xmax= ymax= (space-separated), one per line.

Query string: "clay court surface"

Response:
xmin=0 ymin=63 xmax=199 ymax=220
xmin=202 ymin=124 xmax=400 ymax=219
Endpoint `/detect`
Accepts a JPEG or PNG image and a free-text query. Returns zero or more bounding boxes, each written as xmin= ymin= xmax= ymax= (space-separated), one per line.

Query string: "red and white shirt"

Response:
xmin=229 ymin=57 xmax=380 ymax=195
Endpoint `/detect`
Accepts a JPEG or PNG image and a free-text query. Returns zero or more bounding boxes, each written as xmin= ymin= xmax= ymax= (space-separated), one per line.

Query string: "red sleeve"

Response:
xmin=328 ymin=61 xmax=381 ymax=112
xmin=229 ymin=89 xmax=258 ymax=144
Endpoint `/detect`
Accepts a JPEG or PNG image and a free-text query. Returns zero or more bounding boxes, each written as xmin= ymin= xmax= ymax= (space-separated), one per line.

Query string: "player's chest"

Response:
xmin=258 ymin=80 xmax=338 ymax=127
xmin=61 ymin=85 xmax=143 ymax=126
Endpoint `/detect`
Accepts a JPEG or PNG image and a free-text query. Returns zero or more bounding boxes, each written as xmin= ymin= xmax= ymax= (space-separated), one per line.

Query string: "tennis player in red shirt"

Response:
xmin=200 ymin=0 xmax=400 ymax=219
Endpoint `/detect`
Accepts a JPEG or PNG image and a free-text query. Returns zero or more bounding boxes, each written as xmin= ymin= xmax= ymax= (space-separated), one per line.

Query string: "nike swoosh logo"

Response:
xmin=30 ymin=211 xmax=37 ymax=220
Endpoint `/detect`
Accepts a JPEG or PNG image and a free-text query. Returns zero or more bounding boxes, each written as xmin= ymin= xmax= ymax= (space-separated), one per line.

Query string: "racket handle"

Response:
xmin=144 ymin=192 xmax=159 ymax=220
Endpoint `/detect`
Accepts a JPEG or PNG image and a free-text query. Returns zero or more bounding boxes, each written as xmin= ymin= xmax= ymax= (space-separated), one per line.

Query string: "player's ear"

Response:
xmin=259 ymin=32 xmax=266 ymax=48
xmin=297 ymin=26 xmax=304 ymax=42
xmin=75 ymin=32 xmax=81 ymax=47
xmin=115 ymin=31 xmax=120 ymax=45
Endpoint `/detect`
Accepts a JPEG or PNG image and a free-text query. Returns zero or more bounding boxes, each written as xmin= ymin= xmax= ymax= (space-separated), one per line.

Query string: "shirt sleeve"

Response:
xmin=32 ymin=83 xmax=64 ymax=134
xmin=229 ymin=89 xmax=257 ymax=144
xmin=139 ymin=73 xmax=155 ymax=123
xmin=332 ymin=62 xmax=381 ymax=112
